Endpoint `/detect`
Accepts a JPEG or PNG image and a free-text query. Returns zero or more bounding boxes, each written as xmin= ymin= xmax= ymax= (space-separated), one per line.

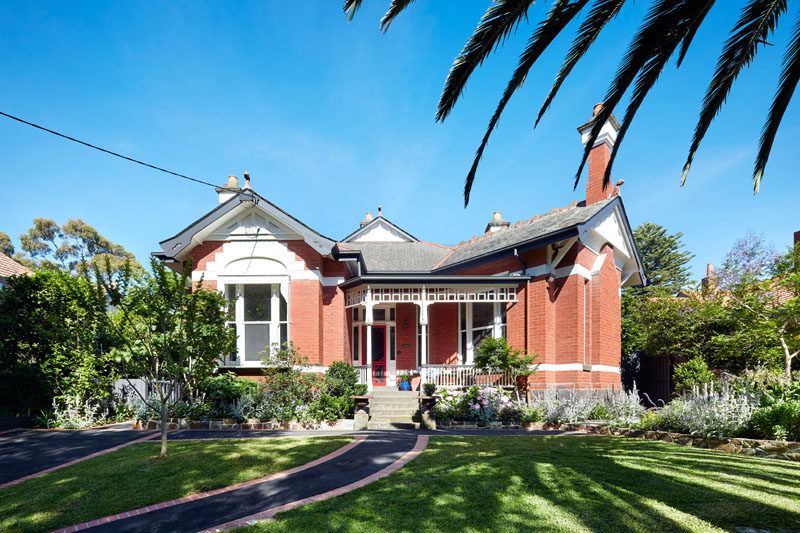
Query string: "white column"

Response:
xmin=365 ymin=286 xmax=373 ymax=367
xmin=420 ymin=323 xmax=428 ymax=366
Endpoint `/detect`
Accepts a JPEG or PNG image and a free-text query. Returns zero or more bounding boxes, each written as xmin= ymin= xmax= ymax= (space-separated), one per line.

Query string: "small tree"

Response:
xmin=474 ymin=337 xmax=537 ymax=403
xmin=260 ymin=343 xmax=318 ymax=420
xmin=95 ymin=258 xmax=235 ymax=457
xmin=673 ymin=356 xmax=717 ymax=394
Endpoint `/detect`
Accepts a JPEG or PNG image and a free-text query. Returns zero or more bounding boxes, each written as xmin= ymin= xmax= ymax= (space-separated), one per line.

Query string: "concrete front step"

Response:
xmin=367 ymin=421 xmax=420 ymax=430
xmin=370 ymin=401 xmax=419 ymax=409
xmin=370 ymin=408 xmax=420 ymax=418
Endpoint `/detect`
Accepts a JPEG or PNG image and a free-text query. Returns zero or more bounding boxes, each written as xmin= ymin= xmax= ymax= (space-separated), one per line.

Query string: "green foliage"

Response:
xmin=751 ymin=400 xmax=800 ymax=441
xmin=673 ymin=356 xmax=717 ymax=394
xmin=261 ymin=342 xmax=319 ymax=420
xmin=422 ymin=383 xmax=436 ymax=396
xmin=0 ymin=270 xmax=118 ymax=415
xmin=587 ymin=403 xmax=609 ymax=420
xmin=632 ymin=222 xmax=694 ymax=292
xmin=17 ymin=217 xmax=140 ymax=275
xmin=397 ymin=371 xmax=411 ymax=383
xmin=322 ymin=361 xmax=359 ymax=397
xmin=198 ymin=372 xmax=262 ymax=407
xmin=474 ymin=336 xmax=537 ymax=400
xmin=0 ymin=231 xmax=14 ymax=256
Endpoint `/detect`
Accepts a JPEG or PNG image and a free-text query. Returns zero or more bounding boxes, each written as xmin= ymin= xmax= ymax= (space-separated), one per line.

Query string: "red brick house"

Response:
xmin=154 ymin=109 xmax=644 ymax=391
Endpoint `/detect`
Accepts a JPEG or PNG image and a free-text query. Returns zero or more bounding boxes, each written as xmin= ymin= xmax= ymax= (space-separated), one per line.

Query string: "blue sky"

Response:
xmin=1 ymin=1 xmax=798 ymax=281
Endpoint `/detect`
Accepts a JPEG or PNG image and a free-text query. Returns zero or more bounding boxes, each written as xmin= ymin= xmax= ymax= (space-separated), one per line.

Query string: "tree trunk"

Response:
xmin=160 ymin=400 xmax=168 ymax=457
xmin=779 ymin=333 xmax=794 ymax=380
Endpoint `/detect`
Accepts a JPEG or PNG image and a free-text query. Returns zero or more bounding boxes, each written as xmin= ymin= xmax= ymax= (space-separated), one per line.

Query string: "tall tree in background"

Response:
xmin=16 ymin=218 xmax=139 ymax=275
xmin=0 ymin=232 xmax=14 ymax=257
xmin=633 ymin=222 xmax=694 ymax=292
xmin=346 ymin=1 xmax=800 ymax=204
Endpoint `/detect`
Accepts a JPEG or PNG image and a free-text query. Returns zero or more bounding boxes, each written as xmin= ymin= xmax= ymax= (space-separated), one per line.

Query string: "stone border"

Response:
xmin=202 ymin=434 xmax=430 ymax=532
xmin=435 ymin=420 xmax=555 ymax=430
xmin=131 ymin=418 xmax=355 ymax=431
xmin=51 ymin=435 xmax=367 ymax=533
xmin=0 ymin=432 xmax=159 ymax=490
xmin=564 ymin=423 xmax=800 ymax=461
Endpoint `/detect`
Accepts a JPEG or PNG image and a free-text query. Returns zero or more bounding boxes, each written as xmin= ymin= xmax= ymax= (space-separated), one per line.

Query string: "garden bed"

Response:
xmin=131 ymin=418 xmax=355 ymax=431
xmin=563 ymin=422 xmax=800 ymax=461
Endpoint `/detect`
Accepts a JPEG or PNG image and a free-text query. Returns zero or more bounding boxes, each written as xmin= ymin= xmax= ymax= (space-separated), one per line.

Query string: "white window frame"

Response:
xmin=222 ymin=278 xmax=289 ymax=367
xmin=458 ymin=302 xmax=507 ymax=364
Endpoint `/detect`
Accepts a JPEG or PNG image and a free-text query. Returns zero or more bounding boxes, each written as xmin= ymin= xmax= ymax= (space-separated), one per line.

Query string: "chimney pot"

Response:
xmin=593 ymin=103 xmax=604 ymax=116
xmin=243 ymin=172 xmax=251 ymax=190
xmin=378 ymin=205 xmax=382 ymax=217
xmin=215 ymin=175 xmax=241 ymax=203
xmin=706 ymin=263 xmax=714 ymax=277
xmin=485 ymin=211 xmax=510 ymax=233
xmin=359 ymin=211 xmax=374 ymax=228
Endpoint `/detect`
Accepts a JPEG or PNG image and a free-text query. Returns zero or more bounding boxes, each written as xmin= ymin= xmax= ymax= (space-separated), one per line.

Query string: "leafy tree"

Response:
xmin=94 ymin=258 xmax=236 ymax=457
xmin=474 ymin=336 xmax=538 ymax=402
xmin=723 ymin=242 xmax=800 ymax=378
xmin=632 ymin=222 xmax=694 ymax=292
xmin=0 ymin=271 xmax=117 ymax=415
xmin=18 ymin=217 xmax=139 ymax=275
xmin=673 ymin=356 xmax=717 ymax=394
xmin=0 ymin=231 xmax=14 ymax=256
xmin=346 ymin=2 xmax=799 ymax=203
xmin=717 ymin=229 xmax=780 ymax=288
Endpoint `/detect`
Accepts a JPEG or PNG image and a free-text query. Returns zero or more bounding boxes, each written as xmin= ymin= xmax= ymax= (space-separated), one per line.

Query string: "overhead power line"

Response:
xmin=0 ymin=110 xmax=231 ymax=190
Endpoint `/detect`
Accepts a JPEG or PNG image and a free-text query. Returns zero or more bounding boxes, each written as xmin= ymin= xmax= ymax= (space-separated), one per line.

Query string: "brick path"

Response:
xmin=53 ymin=432 xmax=426 ymax=533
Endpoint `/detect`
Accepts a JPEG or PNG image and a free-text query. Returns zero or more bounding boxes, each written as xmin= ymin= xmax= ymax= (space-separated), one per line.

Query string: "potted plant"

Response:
xmin=398 ymin=371 xmax=412 ymax=391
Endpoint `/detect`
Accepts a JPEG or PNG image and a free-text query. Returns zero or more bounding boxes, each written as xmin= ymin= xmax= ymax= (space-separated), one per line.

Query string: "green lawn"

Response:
xmin=240 ymin=435 xmax=800 ymax=533
xmin=0 ymin=436 xmax=351 ymax=533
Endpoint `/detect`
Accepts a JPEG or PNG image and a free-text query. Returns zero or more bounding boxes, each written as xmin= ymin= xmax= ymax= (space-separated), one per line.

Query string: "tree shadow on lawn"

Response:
xmin=264 ymin=435 xmax=800 ymax=533
xmin=0 ymin=437 xmax=350 ymax=533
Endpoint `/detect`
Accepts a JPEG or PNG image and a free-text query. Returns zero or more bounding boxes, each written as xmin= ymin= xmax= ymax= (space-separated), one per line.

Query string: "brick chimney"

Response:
xmin=702 ymin=263 xmax=715 ymax=289
xmin=794 ymin=230 xmax=800 ymax=246
xmin=359 ymin=212 xmax=374 ymax=228
xmin=577 ymin=103 xmax=621 ymax=205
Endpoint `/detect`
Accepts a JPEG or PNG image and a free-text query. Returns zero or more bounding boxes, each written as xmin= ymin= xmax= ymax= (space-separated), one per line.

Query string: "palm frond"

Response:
xmin=436 ymin=0 xmax=537 ymax=123
xmin=681 ymin=0 xmax=787 ymax=185
xmin=535 ymin=0 xmax=626 ymax=128
xmin=575 ymin=1 xmax=711 ymax=189
xmin=754 ymin=11 xmax=800 ymax=192
xmin=343 ymin=0 xmax=364 ymax=21
xmin=675 ymin=2 xmax=715 ymax=67
xmin=605 ymin=1 xmax=717 ymax=185
xmin=463 ymin=0 xmax=589 ymax=206
xmin=380 ymin=0 xmax=416 ymax=32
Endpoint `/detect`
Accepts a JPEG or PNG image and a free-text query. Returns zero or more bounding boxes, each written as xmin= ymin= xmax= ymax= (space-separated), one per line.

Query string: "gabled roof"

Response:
xmin=433 ymin=198 xmax=613 ymax=272
xmin=337 ymin=241 xmax=452 ymax=273
xmin=157 ymin=189 xmax=337 ymax=261
xmin=0 ymin=253 xmax=33 ymax=286
xmin=341 ymin=215 xmax=418 ymax=243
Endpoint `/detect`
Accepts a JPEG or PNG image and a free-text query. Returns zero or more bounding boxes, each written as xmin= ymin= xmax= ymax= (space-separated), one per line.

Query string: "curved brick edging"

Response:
xmin=0 ymin=432 xmax=158 ymax=490
xmin=50 ymin=435 xmax=367 ymax=533
xmin=202 ymin=435 xmax=430 ymax=532
xmin=564 ymin=423 xmax=800 ymax=461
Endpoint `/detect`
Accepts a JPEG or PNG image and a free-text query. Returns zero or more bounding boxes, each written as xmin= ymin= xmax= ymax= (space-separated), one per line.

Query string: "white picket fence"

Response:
xmin=419 ymin=365 xmax=517 ymax=388
xmin=113 ymin=379 xmax=184 ymax=404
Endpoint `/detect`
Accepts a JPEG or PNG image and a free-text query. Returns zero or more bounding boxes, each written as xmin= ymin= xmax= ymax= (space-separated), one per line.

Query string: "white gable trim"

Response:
xmin=351 ymin=220 xmax=412 ymax=242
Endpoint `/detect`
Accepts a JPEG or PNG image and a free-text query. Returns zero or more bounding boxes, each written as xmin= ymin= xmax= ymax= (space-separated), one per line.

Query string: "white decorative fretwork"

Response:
xmin=345 ymin=285 xmax=517 ymax=308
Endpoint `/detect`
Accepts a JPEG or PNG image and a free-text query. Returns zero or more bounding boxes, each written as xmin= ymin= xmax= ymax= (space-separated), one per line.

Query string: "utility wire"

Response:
xmin=0 ymin=110 xmax=235 ymax=190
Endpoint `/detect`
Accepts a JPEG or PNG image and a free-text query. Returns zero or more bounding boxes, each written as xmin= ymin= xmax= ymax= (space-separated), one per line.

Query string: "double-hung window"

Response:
xmin=225 ymin=283 xmax=288 ymax=365
xmin=458 ymin=302 xmax=507 ymax=364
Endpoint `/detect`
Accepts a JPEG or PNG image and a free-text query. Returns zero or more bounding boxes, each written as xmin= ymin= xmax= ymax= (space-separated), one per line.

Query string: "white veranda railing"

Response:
xmin=353 ymin=365 xmax=372 ymax=386
xmin=419 ymin=365 xmax=517 ymax=388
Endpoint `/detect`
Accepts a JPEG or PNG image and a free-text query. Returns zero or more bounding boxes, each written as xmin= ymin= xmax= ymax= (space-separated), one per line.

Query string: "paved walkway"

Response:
xmin=59 ymin=432 xmax=424 ymax=533
xmin=0 ymin=424 xmax=155 ymax=486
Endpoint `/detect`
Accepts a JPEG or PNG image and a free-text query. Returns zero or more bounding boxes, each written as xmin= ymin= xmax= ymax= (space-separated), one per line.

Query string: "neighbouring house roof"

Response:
xmin=433 ymin=197 xmax=614 ymax=272
xmin=341 ymin=215 xmax=419 ymax=243
xmin=156 ymin=189 xmax=337 ymax=261
xmin=0 ymin=253 xmax=33 ymax=286
xmin=337 ymin=241 xmax=452 ymax=273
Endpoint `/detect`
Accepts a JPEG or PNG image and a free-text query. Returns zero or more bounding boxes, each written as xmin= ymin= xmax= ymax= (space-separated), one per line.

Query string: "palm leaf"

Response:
xmin=535 ymin=0 xmax=626 ymax=128
xmin=604 ymin=1 xmax=717 ymax=186
xmin=675 ymin=2 xmax=715 ymax=67
xmin=754 ymin=11 xmax=800 ymax=192
xmin=380 ymin=0 xmax=417 ymax=32
xmin=681 ymin=0 xmax=787 ymax=185
xmin=436 ymin=0 xmax=537 ymax=123
xmin=343 ymin=0 xmax=363 ymax=21
xmin=463 ymin=0 xmax=589 ymax=206
xmin=575 ymin=1 xmax=710 ymax=189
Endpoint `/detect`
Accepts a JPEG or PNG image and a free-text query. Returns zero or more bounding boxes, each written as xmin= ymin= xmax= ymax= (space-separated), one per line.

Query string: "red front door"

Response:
xmin=363 ymin=325 xmax=386 ymax=386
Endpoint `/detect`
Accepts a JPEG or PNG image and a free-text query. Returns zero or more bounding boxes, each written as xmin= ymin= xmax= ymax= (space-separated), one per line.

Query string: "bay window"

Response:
xmin=225 ymin=283 xmax=288 ymax=365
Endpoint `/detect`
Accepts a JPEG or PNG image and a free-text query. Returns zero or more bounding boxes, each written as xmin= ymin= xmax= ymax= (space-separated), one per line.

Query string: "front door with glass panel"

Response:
xmin=368 ymin=325 xmax=386 ymax=386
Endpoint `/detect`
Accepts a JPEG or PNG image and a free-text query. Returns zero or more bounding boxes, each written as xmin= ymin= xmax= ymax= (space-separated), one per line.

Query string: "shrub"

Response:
xmin=197 ymin=372 xmax=262 ymax=407
xmin=751 ymin=401 xmax=800 ymax=441
xmin=531 ymin=390 xmax=598 ymax=424
xmin=587 ymin=403 xmax=609 ymax=420
xmin=36 ymin=397 xmax=110 ymax=429
xmin=322 ymin=362 xmax=359 ymax=397
xmin=604 ymin=385 xmax=646 ymax=425
xmin=433 ymin=386 xmax=526 ymax=424
xmin=422 ymin=383 xmax=436 ymax=396
xmin=674 ymin=356 xmax=717 ymax=394
xmin=474 ymin=337 xmax=537 ymax=401
xmin=261 ymin=343 xmax=319 ymax=420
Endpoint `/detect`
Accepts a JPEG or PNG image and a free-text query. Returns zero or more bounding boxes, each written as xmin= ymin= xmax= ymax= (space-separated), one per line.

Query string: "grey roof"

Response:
xmin=340 ymin=242 xmax=452 ymax=273
xmin=434 ymin=198 xmax=613 ymax=271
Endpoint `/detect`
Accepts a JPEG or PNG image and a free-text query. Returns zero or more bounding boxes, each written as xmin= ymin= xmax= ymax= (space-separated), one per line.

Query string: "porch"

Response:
xmin=343 ymin=276 xmax=528 ymax=390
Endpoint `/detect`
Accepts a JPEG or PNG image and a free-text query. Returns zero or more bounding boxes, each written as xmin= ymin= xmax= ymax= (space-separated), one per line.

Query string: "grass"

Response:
xmin=238 ymin=435 xmax=800 ymax=533
xmin=0 ymin=436 xmax=351 ymax=533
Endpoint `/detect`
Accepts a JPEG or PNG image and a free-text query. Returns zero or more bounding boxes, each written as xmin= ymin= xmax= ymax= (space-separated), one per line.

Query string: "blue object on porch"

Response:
xmin=399 ymin=382 xmax=411 ymax=391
